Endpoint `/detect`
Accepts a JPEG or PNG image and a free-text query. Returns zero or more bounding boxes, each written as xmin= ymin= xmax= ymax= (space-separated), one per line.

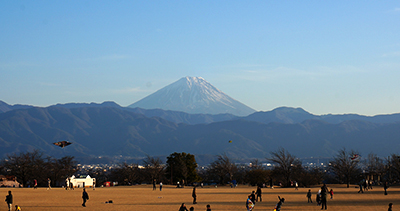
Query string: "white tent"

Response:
xmin=66 ymin=175 xmax=96 ymax=188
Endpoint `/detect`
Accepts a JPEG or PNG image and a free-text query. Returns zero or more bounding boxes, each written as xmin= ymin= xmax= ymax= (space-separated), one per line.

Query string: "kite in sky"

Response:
xmin=53 ymin=141 xmax=72 ymax=148
xmin=350 ymin=154 xmax=360 ymax=161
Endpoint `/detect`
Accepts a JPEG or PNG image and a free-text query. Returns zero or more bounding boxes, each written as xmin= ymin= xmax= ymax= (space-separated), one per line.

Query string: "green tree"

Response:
xmin=165 ymin=152 xmax=200 ymax=184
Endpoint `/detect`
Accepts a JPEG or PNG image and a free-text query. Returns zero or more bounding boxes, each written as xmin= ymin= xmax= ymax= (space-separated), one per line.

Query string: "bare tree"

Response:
xmin=208 ymin=154 xmax=238 ymax=185
xmin=267 ymin=147 xmax=302 ymax=187
xmin=329 ymin=148 xmax=362 ymax=188
xmin=142 ymin=155 xmax=165 ymax=183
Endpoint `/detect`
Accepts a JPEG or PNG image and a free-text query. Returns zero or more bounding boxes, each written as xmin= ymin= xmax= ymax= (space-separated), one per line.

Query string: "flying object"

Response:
xmin=350 ymin=154 xmax=360 ymax=161
xmin=53 ymin=141 xmax=72 ymax=148
xmin=228 ymin=140 xmax=232 ymax=143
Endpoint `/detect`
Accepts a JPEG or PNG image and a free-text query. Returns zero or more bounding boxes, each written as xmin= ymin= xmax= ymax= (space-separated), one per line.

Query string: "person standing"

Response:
xmin=329 ymin=189 xmax=334 ymax=199
xmin=316 ymin=190 xmax=321 ymax=206
xmin=250 ymin=191 xmax=256 ymax=205
xmin=256 ymin=186 xmax=262 ymax=202
xmin=192 ymin=187 xmax=197 ymax=204
xmin=5 ymin=191 xmax=12 ymax=211
xmin=160 ymin=182 xmax=163 ymax=191
xmin=307 ymin=189 xmax=312 ymax=203
xmin=321 ymin=184 xmax=328 ymax=210
xmin=388 ymin=203 xmax=393 ymax=211
xmin=153 ymin=179 xmax=156 ymax=190
xmin=384 ymin=182 xmax=389 ymax=195
xmin=33 ymin=179 xmax=37 ymax=189
xmin=82 ymin=188 xmax=89 ymax=207
xmin=206 ymin=204 xmax=211 ymax=211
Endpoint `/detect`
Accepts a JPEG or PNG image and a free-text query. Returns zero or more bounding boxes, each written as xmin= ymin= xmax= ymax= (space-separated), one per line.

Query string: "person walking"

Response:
xmin=47 ymin=178 xmax=51 ymax=190
xmin=5 ymin=191 xmax=13 ymax=211
xmin=307 ymin=189 xmax=312 ymax=203
xmin=246 ymin=195 xmax=254 ymax=211
xmin=33 ymin=179 xmax=37 ymax=189
xmin=192 ymin=187 xmax=197 ymax=204
xmin=82 ymin=188 xmax=89 ymax=207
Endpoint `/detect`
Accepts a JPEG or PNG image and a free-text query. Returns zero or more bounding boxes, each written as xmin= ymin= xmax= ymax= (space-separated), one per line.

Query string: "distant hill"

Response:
xmin=2 ymin=105 xmax=400 ymax=164
xmin=0 ymin=100 xmax=34 ymax=113
xmin=128 ymin=77 xmax=256 ymax=116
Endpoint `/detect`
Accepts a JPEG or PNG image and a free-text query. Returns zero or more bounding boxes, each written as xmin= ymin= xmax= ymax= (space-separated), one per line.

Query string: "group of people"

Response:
xmin=4 ymin=189 xmax=90 ymax=210
xmin=178 ymin=203 xmax=211 ymax=211
xmin=153 ymin=179 xmax=163 ymax=191
xmin=4 ymin=191 xmax=21 ymax=211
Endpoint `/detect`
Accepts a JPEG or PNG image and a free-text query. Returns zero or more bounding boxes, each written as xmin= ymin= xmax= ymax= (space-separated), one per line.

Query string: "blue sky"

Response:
xmin=1 ymin=1 xmax=400 ymax=116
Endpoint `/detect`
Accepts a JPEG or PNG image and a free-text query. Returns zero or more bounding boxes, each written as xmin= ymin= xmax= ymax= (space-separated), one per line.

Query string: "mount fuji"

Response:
xmin=129 ymin=77 xmax=256 ymax=116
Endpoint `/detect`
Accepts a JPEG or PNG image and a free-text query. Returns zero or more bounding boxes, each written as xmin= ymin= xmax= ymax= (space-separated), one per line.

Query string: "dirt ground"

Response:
xmin=2 ymin=184 xmax=399 ymax=211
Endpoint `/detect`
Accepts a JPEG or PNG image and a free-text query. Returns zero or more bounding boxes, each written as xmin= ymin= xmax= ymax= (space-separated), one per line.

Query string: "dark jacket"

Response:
xmin=5 ymin=194 xmax=12 ymax=204
xmin=82 ymin=191 xmax=89 ymax=200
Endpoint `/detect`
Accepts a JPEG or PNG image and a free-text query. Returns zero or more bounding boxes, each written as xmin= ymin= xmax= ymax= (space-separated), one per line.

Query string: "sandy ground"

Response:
xmin=2 ymin=184 xmax=399 ymax=211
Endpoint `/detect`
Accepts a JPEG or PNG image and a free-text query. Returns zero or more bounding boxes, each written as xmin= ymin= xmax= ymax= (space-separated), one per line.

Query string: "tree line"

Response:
xmin=2 ymin=148 xmax=400 ymax=188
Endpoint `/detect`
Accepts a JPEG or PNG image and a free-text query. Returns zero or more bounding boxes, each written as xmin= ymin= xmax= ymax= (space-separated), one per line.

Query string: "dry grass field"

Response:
xmin=2 ymin=184 xmax=400 ymax=211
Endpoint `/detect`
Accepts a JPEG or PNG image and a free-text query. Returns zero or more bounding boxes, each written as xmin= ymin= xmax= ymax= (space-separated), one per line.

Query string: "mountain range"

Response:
xmin=1 ymin=76 xmax=400 ymax=164
xmin=1 ymin=100 xmax=400 ymax=164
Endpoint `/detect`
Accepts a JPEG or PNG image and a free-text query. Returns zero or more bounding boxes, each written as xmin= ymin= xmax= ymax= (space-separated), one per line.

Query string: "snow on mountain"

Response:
xmin=129 ymin=77 xmax=256 ymax=116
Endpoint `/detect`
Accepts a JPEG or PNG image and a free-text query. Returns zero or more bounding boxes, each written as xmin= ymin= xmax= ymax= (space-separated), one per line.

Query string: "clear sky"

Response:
xmin=1 ymin=1 xmax=400 ymax=116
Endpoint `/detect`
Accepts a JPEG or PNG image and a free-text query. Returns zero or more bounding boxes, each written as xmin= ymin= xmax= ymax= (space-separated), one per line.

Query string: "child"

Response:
xmin=316 ymin=190 xmax=321 ymax=206
xmin=274 ymin=196 xmax=285 ymax=211
xmin=329 ymin=189 xmax=334 ymax=199
xmin=307 ymin=189 xmax=312 ymax=203
xmin=15 ymin=205 xmax=21 ymax=211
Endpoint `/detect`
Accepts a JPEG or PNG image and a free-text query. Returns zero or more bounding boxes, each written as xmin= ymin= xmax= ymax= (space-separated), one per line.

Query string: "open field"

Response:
xmin=2 ymin=184 xmax=400 ymax=211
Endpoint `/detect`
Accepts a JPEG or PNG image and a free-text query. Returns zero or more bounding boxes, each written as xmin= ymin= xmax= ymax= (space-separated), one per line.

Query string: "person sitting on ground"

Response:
xmin=15 ymin=205 xmax=21 ymax=211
